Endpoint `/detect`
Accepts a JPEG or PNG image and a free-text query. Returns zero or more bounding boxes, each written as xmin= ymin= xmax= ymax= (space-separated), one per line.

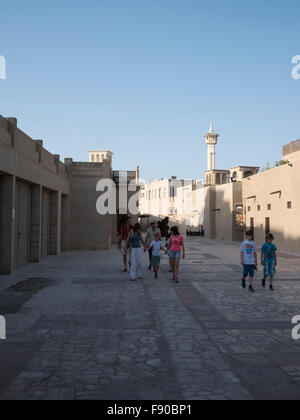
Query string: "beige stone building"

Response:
xmin=0 ymin=115 xmax=138 ymax=274
xmin=139 ymin=177 xmax=204 ymax=232
xmin=139 ymin=125 xmax=300 ymax=252
xmin=139 ymin=176 xmax=244 ymax=240
xmin=88 ymin=150 xmax=113 ymax=165
xmin=139 ymin=124 xmax=257 ymax=240
xmin=243 ymin=140 xmax=300 ymax=253
xmin=230 ymin=166 xmax=260 ymax=182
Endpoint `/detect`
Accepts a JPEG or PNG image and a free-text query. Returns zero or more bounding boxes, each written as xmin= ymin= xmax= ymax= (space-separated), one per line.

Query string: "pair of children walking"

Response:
xmin=126 ymin=223 xmax=167 ymax=280
xmin=240 ymin=230 xmax=277 ymax=293
xmin=148 ymin=226 xmax=185 ymax=282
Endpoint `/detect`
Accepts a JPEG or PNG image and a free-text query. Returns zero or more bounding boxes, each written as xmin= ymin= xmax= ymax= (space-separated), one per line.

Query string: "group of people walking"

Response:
xmin=118 ymin=217 xmax=185 ymax=282
xmin=240 ymin=230 xmax=278 ymax=292
xmin=119 ymin=217 xmax=278 ymax=290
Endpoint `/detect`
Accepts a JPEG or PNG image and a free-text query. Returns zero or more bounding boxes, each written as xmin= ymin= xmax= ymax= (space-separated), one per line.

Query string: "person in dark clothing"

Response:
xmin=160 ymin=217 xmax=170 ymax=238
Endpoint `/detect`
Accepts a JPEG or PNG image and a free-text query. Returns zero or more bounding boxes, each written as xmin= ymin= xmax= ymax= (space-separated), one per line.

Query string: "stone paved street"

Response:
xmin=1 ymin=237 xmax=300 ymax=400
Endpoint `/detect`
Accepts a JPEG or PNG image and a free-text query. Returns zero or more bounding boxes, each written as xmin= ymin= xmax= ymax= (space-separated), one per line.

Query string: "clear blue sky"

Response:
xmin=0 ymin=0 xmax=299 ymax=182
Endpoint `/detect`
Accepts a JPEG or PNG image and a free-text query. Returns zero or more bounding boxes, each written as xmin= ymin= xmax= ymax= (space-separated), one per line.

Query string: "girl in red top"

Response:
xmin=168 ymin=226 xmax=185 ymax=283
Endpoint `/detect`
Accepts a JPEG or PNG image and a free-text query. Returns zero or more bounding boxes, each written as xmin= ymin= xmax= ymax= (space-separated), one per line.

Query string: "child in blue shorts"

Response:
xmin=240 ymin=230 xmax=258 ymax=293
xmin=150 ymin=233 xmax=167 ymax=279
xmin=261 ymin=233 xmax=277 ymax=291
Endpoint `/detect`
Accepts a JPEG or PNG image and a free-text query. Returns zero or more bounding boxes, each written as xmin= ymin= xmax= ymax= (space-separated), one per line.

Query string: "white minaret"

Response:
xmin=204 ymin=122 xmax=219 ymax=171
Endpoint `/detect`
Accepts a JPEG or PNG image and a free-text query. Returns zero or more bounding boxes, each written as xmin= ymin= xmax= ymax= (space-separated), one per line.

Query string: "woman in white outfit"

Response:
xmin=126 ymin=223 xmax=146 ymax=281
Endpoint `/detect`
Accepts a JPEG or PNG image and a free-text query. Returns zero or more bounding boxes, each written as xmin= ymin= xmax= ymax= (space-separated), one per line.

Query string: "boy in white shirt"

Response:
xmin=240 ymin=230 xmax=258 ymax=293
xmin=149 ymin=233 xmax=167 ymax=279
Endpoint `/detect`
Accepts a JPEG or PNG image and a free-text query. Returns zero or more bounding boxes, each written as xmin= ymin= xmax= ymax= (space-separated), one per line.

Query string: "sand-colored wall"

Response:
xmin=204 ymin=183 xmax=243 ymax=242
xmin=283 ymin=150 xmax=300 ymax=164
xmin=242 ymin=162 xmax=300 ymax=253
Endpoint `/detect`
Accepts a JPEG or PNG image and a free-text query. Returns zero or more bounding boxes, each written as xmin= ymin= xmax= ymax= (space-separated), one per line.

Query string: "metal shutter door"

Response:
xmin=42 ymin=190 xmax=50 ymax=257
xmin=14 ymin=182 xmax=30 ymax=268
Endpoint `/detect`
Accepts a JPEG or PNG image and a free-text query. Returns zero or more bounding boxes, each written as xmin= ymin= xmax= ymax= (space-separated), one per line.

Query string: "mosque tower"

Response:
xmin=204 ymin=122 xmax=219 ymax=171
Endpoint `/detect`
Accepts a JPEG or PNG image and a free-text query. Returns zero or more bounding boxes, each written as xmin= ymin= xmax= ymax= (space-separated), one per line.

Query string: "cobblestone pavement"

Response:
xmin=0 ymin=237 xmax=300 ymax=400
